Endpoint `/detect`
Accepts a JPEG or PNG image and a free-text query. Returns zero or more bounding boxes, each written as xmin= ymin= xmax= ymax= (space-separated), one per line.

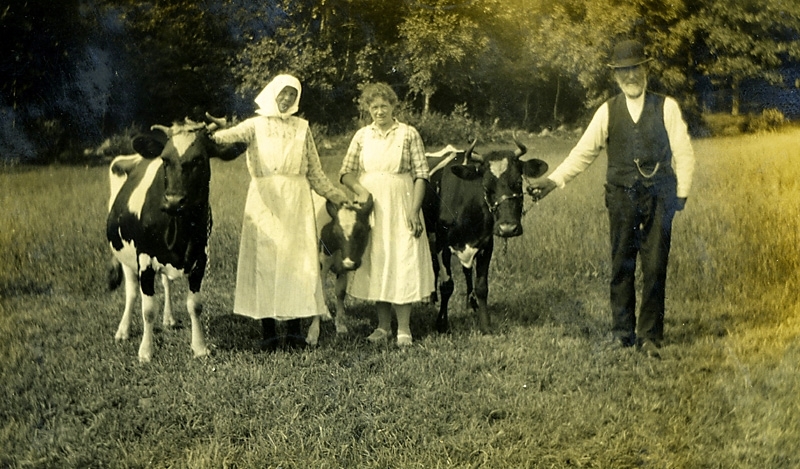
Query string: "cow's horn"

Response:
xmin=464 ymin=138 xmax=478 ymax=163
xmin=151 ymin=124 xmax=173 ymax=137
xmin=512 ymin=131 xmax=527 ymax=157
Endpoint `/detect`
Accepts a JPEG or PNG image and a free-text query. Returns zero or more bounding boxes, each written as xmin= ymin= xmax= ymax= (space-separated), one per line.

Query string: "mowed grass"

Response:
xmin=1 ymin=128 xmax=799 ymax=468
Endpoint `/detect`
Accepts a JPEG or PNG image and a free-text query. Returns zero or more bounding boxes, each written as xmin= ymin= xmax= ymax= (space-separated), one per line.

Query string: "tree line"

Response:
xmin=2 ymin=0 xmax=799 ymax=163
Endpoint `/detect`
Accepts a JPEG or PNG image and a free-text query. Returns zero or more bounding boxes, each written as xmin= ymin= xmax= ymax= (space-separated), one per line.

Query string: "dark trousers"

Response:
xmin=605 ymin=182 xmax=677 ymax=345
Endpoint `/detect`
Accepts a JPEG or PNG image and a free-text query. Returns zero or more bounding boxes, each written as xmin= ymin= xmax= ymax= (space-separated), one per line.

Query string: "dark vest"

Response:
xmin=606 ymin=93 xmax=675 ymax=189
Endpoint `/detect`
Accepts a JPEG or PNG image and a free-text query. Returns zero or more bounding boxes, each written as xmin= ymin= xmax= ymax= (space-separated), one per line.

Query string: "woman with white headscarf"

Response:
xmin=212 ymin=74 xmax=347 ymax=351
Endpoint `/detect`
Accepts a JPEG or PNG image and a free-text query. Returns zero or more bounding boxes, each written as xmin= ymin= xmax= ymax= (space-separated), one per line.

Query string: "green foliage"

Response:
xmin=398 ymin=0 xmax=489 ymax=115
xmin=3 ymin=0 xmax=800 ymax=163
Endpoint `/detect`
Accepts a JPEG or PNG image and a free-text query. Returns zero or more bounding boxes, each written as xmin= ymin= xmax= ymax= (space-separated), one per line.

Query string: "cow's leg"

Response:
xmin=138 ymin=267 xmax=158 ymax=363
xmin=436 ymin=248 xmax=454 ymax=333
xmin=186 ymin=290 xmax=209 ymax=358
xmin=161 ymin=273 xmax=177 ymax=328
xmin=428 ymin=233 xmax=439 ymax=304
xmin=462 ymin=266 xmax=478 ymax=311
xmin=186 ymin=258 xmax=210 ymax=358
xmin=474 ymin=239 xmax=494 ymax=334
xmin=115 ymin=263 xmax=139 ymax=341
xmin=333 ymin=273 xmax=349 ymax=334
xmin=307 ymin=315 xmax=321 ymax=346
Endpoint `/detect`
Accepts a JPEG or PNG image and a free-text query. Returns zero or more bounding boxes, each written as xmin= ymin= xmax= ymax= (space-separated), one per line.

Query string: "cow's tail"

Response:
xmin=108 ymin=257 xmax=123 ymax=291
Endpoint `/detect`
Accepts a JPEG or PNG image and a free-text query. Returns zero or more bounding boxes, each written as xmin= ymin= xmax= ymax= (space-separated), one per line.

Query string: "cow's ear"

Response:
xmin=325 ymin=199 xmax=339 ymax=218
xmin=132 ymin=136 xmax=165 ymax=159
xmin=522 ymin=159 xmax=549 ymax=178
xmin=214 ymin=142 xmax=247 ymax=161
xmin=451 ymin=164 xmax=482 ymax=180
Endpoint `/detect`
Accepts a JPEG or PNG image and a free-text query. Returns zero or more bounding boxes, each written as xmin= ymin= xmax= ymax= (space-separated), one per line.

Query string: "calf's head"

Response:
xmin=134 ymin=119 xmax=245 ymax=214
xmin=324 ymin=195 xmax=373 ymax=272
xmin=450 ymin=140 xmax=548 ymax=237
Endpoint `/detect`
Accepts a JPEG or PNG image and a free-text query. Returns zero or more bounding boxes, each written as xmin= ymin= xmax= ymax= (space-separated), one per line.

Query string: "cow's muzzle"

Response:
xmin=161 ymin=195 xmax=187 ymax=213
xmin=495 ymin=223 xmax=522 ymax=237
xmin=341 ymin=258 xmax=361 ymax=270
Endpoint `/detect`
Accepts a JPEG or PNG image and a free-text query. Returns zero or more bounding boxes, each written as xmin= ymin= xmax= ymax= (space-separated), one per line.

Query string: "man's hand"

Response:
xmin=527 ymin=178 xmax=557 ymax=201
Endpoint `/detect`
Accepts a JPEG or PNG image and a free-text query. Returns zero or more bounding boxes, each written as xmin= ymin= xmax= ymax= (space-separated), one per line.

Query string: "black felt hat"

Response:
xmin=607 ymin=40 xmax=652 ymax=68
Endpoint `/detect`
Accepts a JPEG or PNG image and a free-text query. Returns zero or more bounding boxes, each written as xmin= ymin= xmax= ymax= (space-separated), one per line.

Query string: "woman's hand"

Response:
xmin=354 ymin=187 xmax=371 ymax=204
xmin=407 ymin=212 xmax=423 ymax=238
xmin=205 ymin=112 xmax=229 ymax=131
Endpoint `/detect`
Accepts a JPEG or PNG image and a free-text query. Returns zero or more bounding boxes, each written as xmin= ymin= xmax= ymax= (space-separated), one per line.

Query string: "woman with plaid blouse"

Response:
xmin=339 ymin=83 xmax=435 ymax=346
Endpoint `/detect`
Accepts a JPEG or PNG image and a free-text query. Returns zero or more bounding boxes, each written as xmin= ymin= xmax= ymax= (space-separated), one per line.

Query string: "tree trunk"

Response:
xmin=423 ymin=92 xmax=431 ymax=117
xmin=522 ymin=90 xmax=530 ymax=127
xmin=553 ymin=77 xmax=561 ymax=125
xmin=731 ymin=80 xmax=740 ymax=116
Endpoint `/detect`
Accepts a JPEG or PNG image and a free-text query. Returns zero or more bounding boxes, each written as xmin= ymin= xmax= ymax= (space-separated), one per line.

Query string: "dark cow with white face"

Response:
xmin=106 ymin=119 xmax=245 ymax=362
xmin=306 ymin=192 xmax=373 ymax=346
xmin=423 ymin=139 xmax=548 ymax=333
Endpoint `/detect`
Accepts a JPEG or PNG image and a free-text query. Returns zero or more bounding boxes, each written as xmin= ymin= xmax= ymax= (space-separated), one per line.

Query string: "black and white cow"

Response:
xmin=306 ymin=192 xmax=373 ymax=346
xmin=423 ymin=139 xmax=548 ymax=333
xmin=106 ymin=119 xmax=245 ymax=362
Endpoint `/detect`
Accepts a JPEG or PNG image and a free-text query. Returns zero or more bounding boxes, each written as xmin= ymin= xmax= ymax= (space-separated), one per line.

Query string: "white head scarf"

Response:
xmin=254 ymin=74 xmax=302 ymax=119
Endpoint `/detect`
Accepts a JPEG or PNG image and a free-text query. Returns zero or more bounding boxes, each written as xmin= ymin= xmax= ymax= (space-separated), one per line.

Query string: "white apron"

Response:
xmin=234 ymin=117 xmax=326 ymax=320
xmin=347 ymin=124 xmax=435 ymax=304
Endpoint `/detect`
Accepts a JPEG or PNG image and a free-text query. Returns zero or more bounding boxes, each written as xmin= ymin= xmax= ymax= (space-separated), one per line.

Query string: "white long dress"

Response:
xmin=215 ymin=116 xmax=329 ymax=320
xmin=347 ymin=124 xmax=435 ymax=304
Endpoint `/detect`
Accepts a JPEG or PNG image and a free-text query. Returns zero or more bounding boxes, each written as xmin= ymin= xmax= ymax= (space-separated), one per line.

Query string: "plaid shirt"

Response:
xmin=339 ymin=121 xmax=429 ymax=181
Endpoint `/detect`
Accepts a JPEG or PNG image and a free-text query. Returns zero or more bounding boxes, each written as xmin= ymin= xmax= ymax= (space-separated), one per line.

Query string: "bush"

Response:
xmin=702 ymin=113 xmax=748 ymax=137
xmin=405 ymin=103 xmax=484 ymax=147
xmin=746 ymin=108 xmax=786 ymax=133
xmin=82 ymin=125 xmax=140 ymax=165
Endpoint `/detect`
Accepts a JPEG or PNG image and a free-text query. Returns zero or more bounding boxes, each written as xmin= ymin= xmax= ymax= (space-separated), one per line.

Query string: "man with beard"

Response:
xmin=528 ymin=39 xmax=695 ymax=358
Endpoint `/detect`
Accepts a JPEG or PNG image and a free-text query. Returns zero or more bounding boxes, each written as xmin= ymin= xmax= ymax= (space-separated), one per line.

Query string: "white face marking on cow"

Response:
xmin=451 ymin=244 xmax=480 ymax=268
xmin=171 ymin=133 xmax=195 ymax=157
xmin=489 ymin=159 xmax=509 ymax=179
xmin=337 ymin=208 xmax=357 ymax=240
xmin=128 ymin=159 xmax=163 ymax=219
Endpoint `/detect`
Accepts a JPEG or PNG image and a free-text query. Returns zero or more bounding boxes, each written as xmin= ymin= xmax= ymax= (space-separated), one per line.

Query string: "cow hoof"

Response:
xmin=114 ymin=330 xmax=129 ymax=341
xmin=335 ymin=324 xmax=349 ymax=334
xmin=193 ymin=347 xmax=211 ymax=358
xmin=138 ymin=353 xmax=152 ymax=363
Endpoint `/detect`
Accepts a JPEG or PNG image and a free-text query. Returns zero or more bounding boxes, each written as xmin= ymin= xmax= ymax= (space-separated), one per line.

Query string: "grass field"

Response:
xmin=1 ymin=128 xmax=799 ymax=468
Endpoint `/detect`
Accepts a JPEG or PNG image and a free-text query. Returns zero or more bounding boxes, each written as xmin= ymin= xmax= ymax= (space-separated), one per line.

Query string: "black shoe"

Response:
xmin=284 ymin=334 xmax=308 ymax=351
xmin=259 ymin=336 xmax=281 ymax=353
xmin=637 ymin=339 xmax=661 ymax=359
xmin=606 ymin=334 xmax=634 ymax=350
